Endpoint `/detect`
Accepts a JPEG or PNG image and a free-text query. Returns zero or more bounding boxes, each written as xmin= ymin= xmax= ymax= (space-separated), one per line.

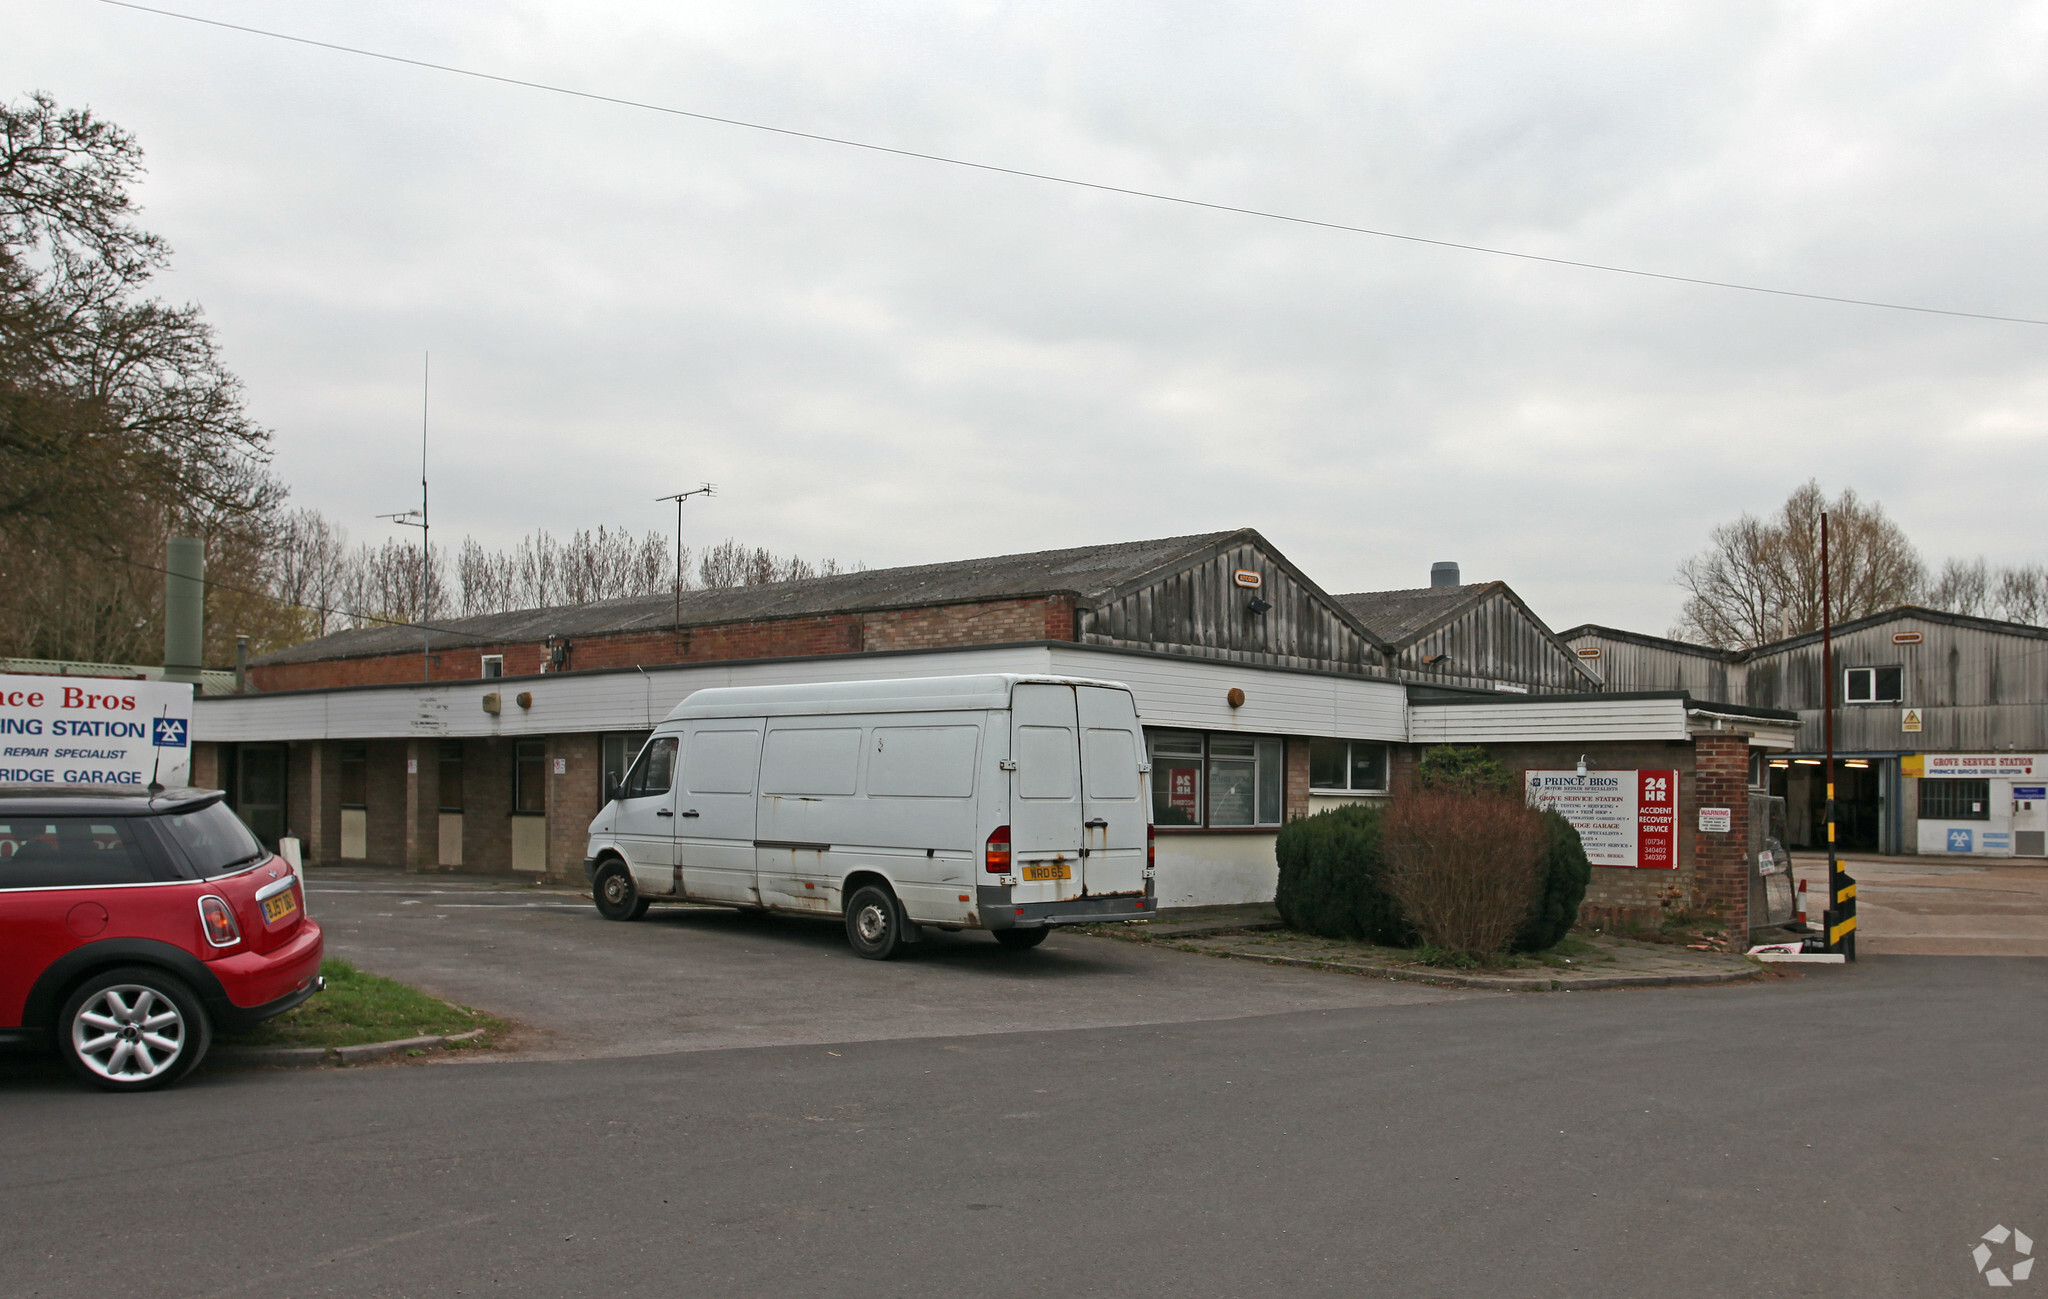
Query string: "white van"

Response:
xmin=583 ymin=675 xmax=1156 ymax=958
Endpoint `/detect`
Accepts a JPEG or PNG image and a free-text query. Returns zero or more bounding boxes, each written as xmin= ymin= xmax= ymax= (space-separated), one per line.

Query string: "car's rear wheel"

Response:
xmin=593 ymin=860 xmax=650 ymax=921
xmin=993 ymin=927 xmax=1049 ymax=950
xmin=844 ymin=884 xmax=906 ymax=960
xmin=58 ymin=967 xmax=211 ymax=1093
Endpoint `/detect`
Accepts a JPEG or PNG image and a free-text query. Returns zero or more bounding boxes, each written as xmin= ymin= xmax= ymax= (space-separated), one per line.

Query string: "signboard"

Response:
xmin=1164 ymin=765 xmax=1200 ymax=820
xmin=1901 ymin=709 xmax=1922 ymax=733
xmin=1698 ymin=807 xmax=1732 ymax=833
xmin=1231 ymin=569 xmax=1262 ymax=589
xmin=0 ymin=675 xmax=194 ymax=789
xmin=1526 ymin=769 xmax=1678 ymax=869
xmin=1918 ymin=754 xmax=2040 ymax=779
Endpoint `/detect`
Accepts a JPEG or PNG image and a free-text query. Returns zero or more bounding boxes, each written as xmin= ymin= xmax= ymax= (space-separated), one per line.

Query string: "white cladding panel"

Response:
xmin=1408 ymin=698 xmax=1689 ymax=744
xmin=1046 ymin=647 xmax=1406 ymax=740
xmin=195 ymin=645 xmax=1407 ymax=744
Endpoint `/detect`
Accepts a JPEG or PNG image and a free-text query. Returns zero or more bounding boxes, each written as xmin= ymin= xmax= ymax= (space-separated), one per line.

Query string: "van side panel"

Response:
xmin=676 ymin=720 xmax=764 ymax=903
xmin=755 ymin=710 xmax=984 ymax=925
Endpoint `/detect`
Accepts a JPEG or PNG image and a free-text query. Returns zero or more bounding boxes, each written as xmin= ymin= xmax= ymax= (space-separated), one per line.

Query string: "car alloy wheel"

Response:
xmin=58 ymin=967 xmax=211 ymax=1091
xmin=73 ymin=984 xmax=188 ymax=1082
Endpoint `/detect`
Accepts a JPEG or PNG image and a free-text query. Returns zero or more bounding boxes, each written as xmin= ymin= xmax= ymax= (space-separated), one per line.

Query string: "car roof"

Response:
xmin=0 ymin=786 xmax=224 ymax=817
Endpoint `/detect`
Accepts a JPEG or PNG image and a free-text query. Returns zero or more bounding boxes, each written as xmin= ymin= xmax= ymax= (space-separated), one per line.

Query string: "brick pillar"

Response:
xmin=1691 ymin=734 xmax=1751 ymax=949
xmin=546 ymin=734 xmax=601 ymax=883
xmin=190 ymin=742 xmax=221 ymax=790
xmin=402 ymin=738 xmax=441 ymax=872
xmin=288 ymin=741 xmax=327 ymax=865
xmin=1283 ymin=738 xmax=1311 ymax=822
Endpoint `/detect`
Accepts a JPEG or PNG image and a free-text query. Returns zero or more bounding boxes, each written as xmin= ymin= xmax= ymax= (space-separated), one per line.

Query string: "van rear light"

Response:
xmin=198 ymin=895 xmax=241 ymax=948
xmin=985 ymin=825 xmax=1012 ymax=874
xmin=1147 ymin=823 xmax=1155 ymax=871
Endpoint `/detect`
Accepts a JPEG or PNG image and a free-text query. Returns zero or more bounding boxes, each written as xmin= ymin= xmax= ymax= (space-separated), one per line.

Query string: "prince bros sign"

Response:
xmin=1526 ymin=768 xmax=1678 ymax=869
xmin=0 ymin=675 xmax=194 ymax=789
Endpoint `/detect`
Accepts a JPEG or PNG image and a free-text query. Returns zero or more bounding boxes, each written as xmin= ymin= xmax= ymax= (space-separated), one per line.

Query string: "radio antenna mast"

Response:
xmin=655 ymin=483 xmax=715 ymax=639
xmin=379 ymin=352 xmax=432 ymax=682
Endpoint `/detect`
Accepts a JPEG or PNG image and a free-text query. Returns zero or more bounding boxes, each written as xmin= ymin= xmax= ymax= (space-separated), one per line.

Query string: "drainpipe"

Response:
xmin=163 ymin=537 xmax=205 ymax=691
xmin=234 ymin=634 xmax=249 ymax=694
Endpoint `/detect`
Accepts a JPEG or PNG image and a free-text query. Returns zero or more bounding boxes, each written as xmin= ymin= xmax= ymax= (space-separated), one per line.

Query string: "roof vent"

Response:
xmin=1430 ymin=561 xmax=1460 ymax=588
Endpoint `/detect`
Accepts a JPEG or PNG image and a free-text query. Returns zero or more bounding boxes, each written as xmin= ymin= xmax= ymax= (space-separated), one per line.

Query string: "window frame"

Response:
xmin=512 ymin=739 xmax=548 ymax=815
xmin=480 ymin=655 xmax=504 ymax=680
xmin=1307 ymin=739 xmax=1391 ymax=795
xmin=337 ymin=741 xmax=367 ymax=809
xmin=1147 ymin=729 xmax=1286 ymax=830
xmin=1919 ymin=777 xmax=1990 ymax=822
xmin=1844 ymin=665 xmax=1903 ymax=704
xmin=437 ymin=739 xmax=464 ymax=813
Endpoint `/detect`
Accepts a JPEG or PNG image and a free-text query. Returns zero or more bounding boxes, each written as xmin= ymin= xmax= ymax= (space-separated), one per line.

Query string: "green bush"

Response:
xmin=1514 ymin=809 xmax=1592 ymax=952
xmin=1274 ymin=803 xmax=1413 ymax=945
xmin=1416 ymin=745 xmax=1516 ymax=796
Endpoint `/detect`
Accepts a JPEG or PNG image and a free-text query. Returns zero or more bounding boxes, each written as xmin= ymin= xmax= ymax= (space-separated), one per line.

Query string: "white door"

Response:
xmin=612 ymin=735 xmax=678 ymax=895
xmin=676 ymin=722 xmax=764 ymax=903
xmin=1077 ymin=686 xmax=1147 ymax=897
xmin=1010 ymin=684 xmax=1083 ymax=903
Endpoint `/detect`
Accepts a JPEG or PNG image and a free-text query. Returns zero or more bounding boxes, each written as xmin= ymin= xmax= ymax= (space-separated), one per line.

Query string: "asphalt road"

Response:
xmin=3 ymin=877 xmax=2044 ymax=1297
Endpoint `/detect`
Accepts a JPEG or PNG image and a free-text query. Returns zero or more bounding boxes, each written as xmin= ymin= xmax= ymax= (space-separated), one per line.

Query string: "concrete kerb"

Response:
xmin=214 ymin=1028 xmax=490 ymax=1070
xmin=1201 ymin=946 xmax=1765 ymax=992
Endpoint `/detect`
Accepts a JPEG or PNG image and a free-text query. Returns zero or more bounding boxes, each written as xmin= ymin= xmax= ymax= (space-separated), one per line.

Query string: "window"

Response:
xmin=1920 ymin=778 xmax=1990 ymax=821
xmin=602 ymin=732 xmax=651 ymax=800
xmin=1147 ymin=731 xmax=1284 ymax=828
xmin=338 ymin=742 xmax=367 ymax=808
xmin=438 ymin=740 xmax=464 ymax=812
xmin=156 ymin=802 xmax=267 ymax=876
xmin=514 ymin=739 xmax=548 ymax=814
xmin=621 ymin=736 xmax=676 ymax=799
xmin=481 ymin=655 xmax=504 ymax=679
xmin=1748 ymin=750 xmax=1769 ymax=789
xmin=0 ymin=818 xmax=163 ymax=889
xmin=1845 ymin=666 xmax=1903 ymax=704
xmin=1308 ymin=740 xmax=1389 ymax=794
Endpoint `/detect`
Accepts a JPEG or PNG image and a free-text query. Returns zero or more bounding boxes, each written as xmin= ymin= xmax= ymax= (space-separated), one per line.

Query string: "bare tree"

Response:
xmin=1994 ymin=565 xmax=2048 ymax=626
xmin=1927 ymin=557 xmax=1991 ymax=617
xmin=1673 ymin=482 xmax=1926 ymax=648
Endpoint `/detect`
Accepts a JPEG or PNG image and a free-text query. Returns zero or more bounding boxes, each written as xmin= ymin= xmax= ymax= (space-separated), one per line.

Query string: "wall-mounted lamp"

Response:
xmin=1576 ymin=755 xmax=1588 ymax=777
xmin=1421 ymin=653 xmax=1453 ymax=667
xmin=1247 ymin=595 xmax=1271 ymax=616
xmin=1226 ymin=688 xmax=1246 ymax=709
xmin=516 ymin=692 xmax=534 ymax=710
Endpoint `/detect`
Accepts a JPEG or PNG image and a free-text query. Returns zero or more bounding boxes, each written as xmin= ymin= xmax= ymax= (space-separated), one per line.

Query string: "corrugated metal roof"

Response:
xmin=1334 ymin=584 xmax=1495 ymax=645
xmin=253 ymin=530 xmax=1248 ymax=667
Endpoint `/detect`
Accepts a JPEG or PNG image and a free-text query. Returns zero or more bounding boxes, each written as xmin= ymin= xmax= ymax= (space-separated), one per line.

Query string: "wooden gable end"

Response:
xmin=1078 ymin=537 xmax=1384 ymax=674
xmin=1397 ymin=588 xmax=1599 ymax=693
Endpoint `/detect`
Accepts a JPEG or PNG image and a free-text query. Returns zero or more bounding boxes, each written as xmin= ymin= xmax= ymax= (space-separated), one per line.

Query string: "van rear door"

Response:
xmin=1009 ymin=683 xmax=1083 ymax=903
xmin=1077 ymin=685 xmax=1147 ymax=896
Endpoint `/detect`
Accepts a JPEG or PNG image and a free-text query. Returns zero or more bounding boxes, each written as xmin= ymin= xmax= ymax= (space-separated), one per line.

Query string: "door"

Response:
xmin=611 ymin=735 xmax=678 ymax=895
xmin=2014 ymin=783 xmax=2047 ymax=858
xmin=233 ymin=745 xmax=288 ymax=848
xmin=676 ymin=721 xmax=764 ymax=903
xmin=1077 ymin=686 xmax=1147 ymax=897
xmin=1010 ymin=684 xmax=1083 ymax=903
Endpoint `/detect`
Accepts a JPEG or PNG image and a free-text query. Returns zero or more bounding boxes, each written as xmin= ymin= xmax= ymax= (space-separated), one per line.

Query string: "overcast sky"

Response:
xmin=12 ymin=0 xmax=2048 ymax=631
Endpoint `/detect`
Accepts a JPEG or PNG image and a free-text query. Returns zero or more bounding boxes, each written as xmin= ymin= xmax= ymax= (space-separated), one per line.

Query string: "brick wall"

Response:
xmin=1283 ymin=738 xmax=1311 ymax=823
xmin=545 ymin=733 xmax=601 ymax=884
xmin=247 ymin=596 xmax=1081 ymax=692
xmin=286 ymin=741 xmax=325 ymax=864
xmin=362 ymin=739 xmax=410 ymax=868
xmin=459 ymin=738 xmax=515 ymax=876
xmin=1689 ymin=733 xmax=1752 ymax=947
xmin=190 ymin=742 xmax=220 ymax=789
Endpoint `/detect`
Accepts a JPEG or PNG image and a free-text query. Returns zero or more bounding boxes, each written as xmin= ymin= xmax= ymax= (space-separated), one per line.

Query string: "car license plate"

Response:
xmin=1022 ymin=862 xmax=1070 ymax=882
xmin=262 ymin=889 xmax=298 ymax=924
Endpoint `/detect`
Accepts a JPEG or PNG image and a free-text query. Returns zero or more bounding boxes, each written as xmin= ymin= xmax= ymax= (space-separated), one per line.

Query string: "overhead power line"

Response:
xmin=93 ymin=0 xmax=2048 ymax=329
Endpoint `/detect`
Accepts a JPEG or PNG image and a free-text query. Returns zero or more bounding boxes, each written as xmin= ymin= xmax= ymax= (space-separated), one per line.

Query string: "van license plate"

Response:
xmin=1022 ymin=862 xmax=1070 ymax=882
xmin=262 ymin=890 xmax=298 ymax=924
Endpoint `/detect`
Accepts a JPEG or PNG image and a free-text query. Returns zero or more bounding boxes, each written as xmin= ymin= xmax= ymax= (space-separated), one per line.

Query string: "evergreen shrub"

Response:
xmin=1273 ymin=803 xmax=1413 ymax=945
xmin=1514 ymin=809 xmax=1593 ymax=952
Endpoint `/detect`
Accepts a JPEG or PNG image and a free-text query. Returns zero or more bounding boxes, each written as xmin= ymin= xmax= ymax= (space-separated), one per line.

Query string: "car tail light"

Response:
xmin=198 ymin=895 xmax=241 ymax=948
xmin=985 ymin=825 xmax=1012 ymax=874
xmin=1147 ymin=823 xmax=1156 ymax=871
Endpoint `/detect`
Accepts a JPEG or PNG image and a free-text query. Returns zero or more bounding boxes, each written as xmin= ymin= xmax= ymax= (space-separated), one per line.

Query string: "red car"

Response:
xmin=0 ymin=787 xmax=324 ymax=1091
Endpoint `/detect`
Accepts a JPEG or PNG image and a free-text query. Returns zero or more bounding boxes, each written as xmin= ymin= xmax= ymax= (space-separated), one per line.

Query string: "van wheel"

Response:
xmin=994 ymin=927 xmax=1049 ymax=950
xmin=593 ymin=861 xmax=650 ymax=921
xmin=58 ymin=967 xmax=211 ymax=1092
xmin=844 ymin=884 xmax=906 ymax=960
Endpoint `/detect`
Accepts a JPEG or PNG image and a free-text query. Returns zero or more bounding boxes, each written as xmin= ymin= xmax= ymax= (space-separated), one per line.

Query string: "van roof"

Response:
xmin=664 ymin=674 xmax=1132 ymax=721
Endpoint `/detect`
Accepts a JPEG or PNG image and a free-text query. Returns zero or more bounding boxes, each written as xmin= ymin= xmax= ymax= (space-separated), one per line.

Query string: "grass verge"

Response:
xmin=219 ymin=958 xmax=506 ymax=1050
